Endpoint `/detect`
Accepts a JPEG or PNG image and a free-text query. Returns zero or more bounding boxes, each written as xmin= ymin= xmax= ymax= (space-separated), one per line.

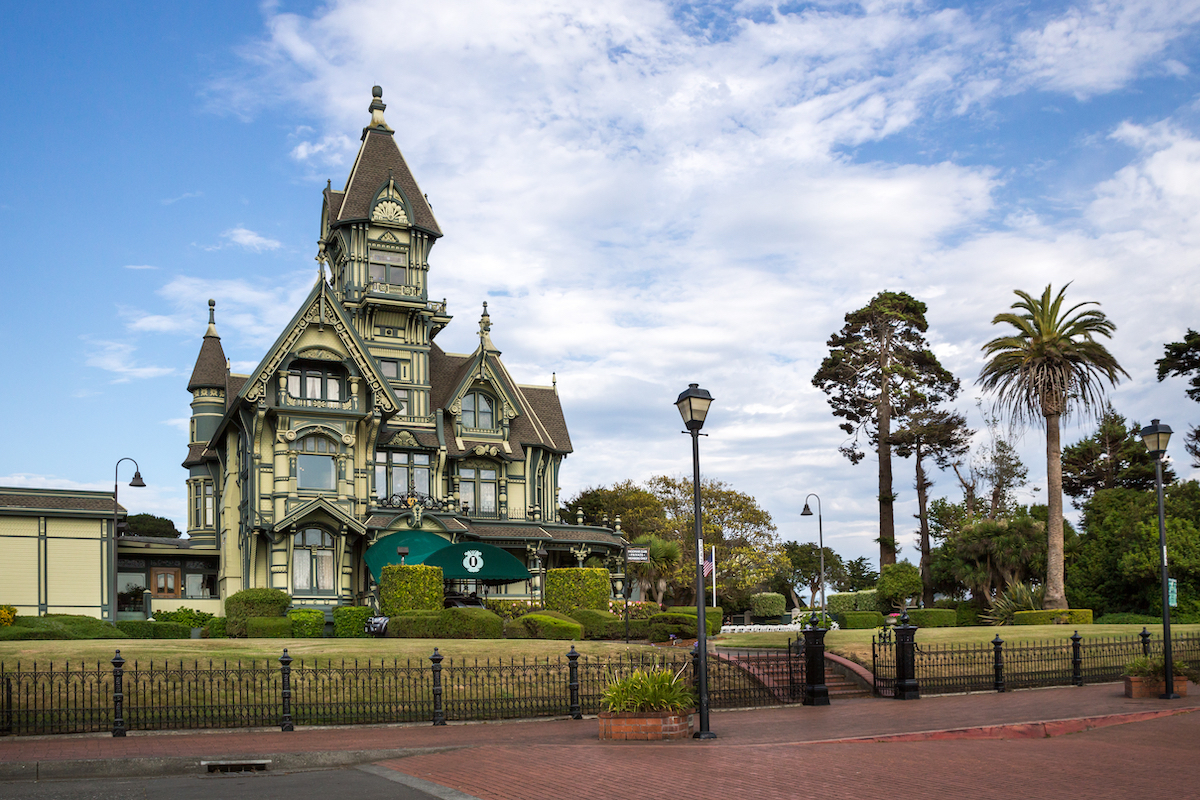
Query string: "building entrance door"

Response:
xmin=151 ymin=567 xmax=181 ymax=599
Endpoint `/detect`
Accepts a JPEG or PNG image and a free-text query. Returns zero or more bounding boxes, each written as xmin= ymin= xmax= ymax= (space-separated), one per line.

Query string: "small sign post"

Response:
xmin=1169 ymin=577 xmax=1178 ymax=608
xmin=626 ymin=547 xmax=650 ymax=563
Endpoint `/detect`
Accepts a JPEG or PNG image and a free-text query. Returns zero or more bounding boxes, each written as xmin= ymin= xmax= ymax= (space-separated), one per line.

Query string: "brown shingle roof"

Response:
xmin=182 ymin=443 xmax=214 ymax=468
xmin=428 ymin=344 xmax=471 ymax=411
xmin=226 ymin=375 xmax=248 ymax=409
xmin=187 ymin=330 xmax=228 ymax=391
xmin=0 ymin=489 xmax=123 ymax=514
xmin=336 ymin=130 xmax=442 ymax=237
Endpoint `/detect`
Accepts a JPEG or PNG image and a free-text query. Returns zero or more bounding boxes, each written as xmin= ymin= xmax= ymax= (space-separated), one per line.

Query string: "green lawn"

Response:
xmin=714 ymin=623 xmax=1200 ymax=663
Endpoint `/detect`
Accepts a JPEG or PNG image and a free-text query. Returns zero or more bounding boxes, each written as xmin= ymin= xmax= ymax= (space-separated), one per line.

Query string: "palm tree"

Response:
xmin=978 ymin=284 xmax=1128 ymax=609
xmin=628 ymin=535 xmax=681 ymax=606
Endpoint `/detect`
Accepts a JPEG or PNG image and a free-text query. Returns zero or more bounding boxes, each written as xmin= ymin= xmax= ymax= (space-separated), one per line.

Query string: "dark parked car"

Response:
xmin=444 ymin=592 xmax=486 ymax=608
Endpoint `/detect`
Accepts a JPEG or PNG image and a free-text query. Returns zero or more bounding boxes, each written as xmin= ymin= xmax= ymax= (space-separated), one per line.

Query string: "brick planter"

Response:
xmin=598 ymin=710 xmax=695 ymax=740
xmin=1124 ymin=676 xmax=1189 ymax=698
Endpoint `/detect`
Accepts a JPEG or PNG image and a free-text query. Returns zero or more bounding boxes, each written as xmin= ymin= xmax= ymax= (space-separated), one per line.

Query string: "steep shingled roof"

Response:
xmin=187 ymin=300 xmax=228 ymax=392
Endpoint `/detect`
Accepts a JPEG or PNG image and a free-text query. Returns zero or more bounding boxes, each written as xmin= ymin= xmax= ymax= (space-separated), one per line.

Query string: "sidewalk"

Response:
xmin=3 ymin=682 xmax=1198 ymax=795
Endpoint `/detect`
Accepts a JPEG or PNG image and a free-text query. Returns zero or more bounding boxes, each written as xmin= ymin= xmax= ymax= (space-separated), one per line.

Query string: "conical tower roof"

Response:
xmin=187 ymin=299 xmax=228 ymax=391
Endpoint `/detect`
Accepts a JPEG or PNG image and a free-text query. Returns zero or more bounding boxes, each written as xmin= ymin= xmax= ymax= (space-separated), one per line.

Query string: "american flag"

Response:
xmin=702 ymin=553 xmax=714 ymax=577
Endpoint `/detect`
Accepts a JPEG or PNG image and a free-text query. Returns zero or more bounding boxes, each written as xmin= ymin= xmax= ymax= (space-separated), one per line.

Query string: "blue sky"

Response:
xmin=3 ymin=1 xmax=1199 ymax=570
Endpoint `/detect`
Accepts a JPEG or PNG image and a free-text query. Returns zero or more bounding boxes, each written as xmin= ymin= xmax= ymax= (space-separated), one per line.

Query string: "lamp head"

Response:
xmin=800 ymin=502 xmax=812 ymax=516
xmin=1139 ymin=419 xmax=1173 ymax=457
xmin=129 ymin=471 xmax=146 ymax=488
xmin=675 ymin=383 xmax=714 ymax=432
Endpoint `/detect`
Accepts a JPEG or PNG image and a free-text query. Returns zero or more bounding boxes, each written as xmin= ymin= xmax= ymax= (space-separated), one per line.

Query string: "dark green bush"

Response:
xmin=152 ymin=607 xmax=215 ymax=629
xmin=505 ymin=613 xmax=583 ymax=640
xmin=750 ymin=593 xmax=786 ymax=618
xmin=1013 ymin=609 xmax=1093 ymax=626
xmin=666 ymin=606 xmax=722 ymax=635
xmin=545 ymin=568 xmax=611 ymax=613
xmin=484 ymin=598 xmax=537 ymax=621
xmin=439 ymin=607 xmax=503 ymax=639
xmin=152 ymin=621 xmax=192 ymax=639
xmin=648 ymin=612 xmax=698 ymax=642
xmin=386 ymin=610 xmax=443 ymax=638
xmin=905 ymin=608 xmax=957 ymax=628
xmin=288 ymin=608 xmax=326 ymax=638
xmin=1095 ymin=612 xmax=1162 ymax=625
xmin=839 ymin=611 xmax=885 ymax=629
xmin=333 ymin=606 xmax=373 ymax=638
xmin=570 ymin=608 xmax=620 ymax=639
xmin=935 ymin=599 xmax=981 ymax=627
xmin=0 ymin=615 xmax=123 ymax=641
xmin=247 ymin=616 xmax=293 ymax=638
xmin=609 ymin=600 xmax=661 ymax=619
xmin=115 ymin=620 xmax=155 ymax=639
xmin=827 ymin=593 xmax=858 ymax=615
xmin=876 ymin=563 xmax=922 ymax=611
xmin=225 ymin=588 xmax=291 ymax=638
xmin=204 ymin=617 xmax=227 ymax=638
xmin=380 ymin=564 xmax=443 ymax=615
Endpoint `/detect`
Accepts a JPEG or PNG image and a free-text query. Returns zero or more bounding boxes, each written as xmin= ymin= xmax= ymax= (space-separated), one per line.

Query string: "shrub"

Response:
xmin=205 ymin=617 xmax=227 ymax=639
xmin=570 ymin=608 xmax=620 ymax=639
xmin=983 ymin=582 xmax=1044 ymax=626
xmin=247 ymin=617 xmax=294 ymax=638
xmin=608 ymin=600 xmax=660 ymax=619
xmin=839 ymin=611 xmax=885 ymax=629
xmin=876 ymin=563 xmax=922 ymax=611
xmin=603 ymin=618 xmax=650 ymax=640
xmin=380 ymin=564 xmax=443 ymax=615
xmin=904 ymin=608 xmax=957 ymax=628
xmin=506 ymin=613 xmax=583 ymax=640
xmin=0 ymin=615 xmax=122 ymax=641
xmin=1123 ymin=656 xmax=1200 ymax=681
xmin=152 ymin=607 xmax=215 ymax=629
xmin=648 ymin=612 xmax=698 ymax=642
xmin=484 ymin=598 xmax=537 ymax=622
xmin=440 ymin=607 xmax=504 ymax=639
xmin=387 ymin=610 xmax=443 ymax=638
xmin=288 ymin=608 xmax=326 ymax=638
xmin=666 ymin=606 xmax=722 ymax=636
xmin=332 ymin=606 xmax=373 ymax=638
xmin=225 ymin=588 xmax=291 ymax=638
xmin=1012 ymin=609 xmax=1093 ymax=626
xmin=151 ymin=622 xmax=192 ymax=639
xmin=0 ymin=605 xmax=17 ymax=627
xmin=935 ymin=599 xmax=981 ymax=627
xmin=1095 ymin=612 xmax=1162 ymax=625
xmin=827 ymin=593 xmax=857 ymax=616
xmin=795 ymin=610 xmax=838 ymax=629
xmin=750 ymin=593 xmax=786 ymax=618
xmin=545 ymin=568 xmax=611 ymax=613
xmin=601 ymin=667 xmax=695 ymax=713
xmin=115 ymin=620 xmax=155 ymax=639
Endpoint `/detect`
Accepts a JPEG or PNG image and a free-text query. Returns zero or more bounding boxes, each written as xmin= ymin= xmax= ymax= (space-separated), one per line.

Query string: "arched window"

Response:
xmin=461 ymin=392 xmax=494 ymax=429
xmin=297 ymin=436 xmax=337 ymax=491
xmin=293 ymin=528 xmax=335 ymax=593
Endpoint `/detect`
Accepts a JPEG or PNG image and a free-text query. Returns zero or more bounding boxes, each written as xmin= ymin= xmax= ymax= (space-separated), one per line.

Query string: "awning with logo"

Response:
xmin=421 ymin=541 xmax=531 ymax=585
xmin=364 ymin=530 xmax=453 ymax=581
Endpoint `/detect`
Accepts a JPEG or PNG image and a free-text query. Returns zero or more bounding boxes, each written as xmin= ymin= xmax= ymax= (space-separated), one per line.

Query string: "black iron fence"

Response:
xmin=1 ymin=643 xmax=814 ymax=737
xmin=873 ymin=629 xmax=1200 ymax=697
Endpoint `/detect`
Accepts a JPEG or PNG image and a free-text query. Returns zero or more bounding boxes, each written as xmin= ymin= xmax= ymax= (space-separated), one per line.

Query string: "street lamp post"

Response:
xmin=800 ymin=494 xmax=825 ymax=618
xmin=676 ymin=383 xmax=716 ymax=740
xmin=112 ymin=458 xmax=146 ymax=621
xmin=1139 ymin=419 xmax=1178 ymax=700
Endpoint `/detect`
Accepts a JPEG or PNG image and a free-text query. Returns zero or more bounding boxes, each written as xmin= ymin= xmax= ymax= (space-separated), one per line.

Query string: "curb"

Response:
xmin=817 ymin=706 xmax=1199 ymax=744
xmin=0 ymin=745 xmax=463 ymax=782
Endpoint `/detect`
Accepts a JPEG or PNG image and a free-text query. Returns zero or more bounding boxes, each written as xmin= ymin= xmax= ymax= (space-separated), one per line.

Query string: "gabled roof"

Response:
xmin=274 ymin=495 xmax=366 ymax=536
xmin=331 ymin=87 xmax=442 ymax=237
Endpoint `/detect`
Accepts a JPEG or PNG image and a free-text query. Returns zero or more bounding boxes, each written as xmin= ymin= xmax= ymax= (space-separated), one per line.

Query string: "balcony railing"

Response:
xmin=278 ymin=394 xmax=356 ymax=412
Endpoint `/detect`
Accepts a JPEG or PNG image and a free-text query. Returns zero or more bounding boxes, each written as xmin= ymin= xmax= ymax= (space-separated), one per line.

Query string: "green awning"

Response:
xmin=364 ymin=530 xmax=453 ymax=581
xmin=422 ymin=542 xmax=531 ymax=585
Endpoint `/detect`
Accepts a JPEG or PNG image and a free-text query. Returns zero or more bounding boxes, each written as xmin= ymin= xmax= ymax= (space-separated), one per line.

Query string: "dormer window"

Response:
xmin=287 ymin=362 xmax=343 ymax=402
xmin=461 ymin=392 xmax=494 ymax=429
xmin=369 ymin=248 xmax=408 ymax=286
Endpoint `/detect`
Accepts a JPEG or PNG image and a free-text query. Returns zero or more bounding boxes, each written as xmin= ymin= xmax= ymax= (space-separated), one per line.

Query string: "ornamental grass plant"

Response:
xmin=600 ymin=666 xmax=695 ymax=713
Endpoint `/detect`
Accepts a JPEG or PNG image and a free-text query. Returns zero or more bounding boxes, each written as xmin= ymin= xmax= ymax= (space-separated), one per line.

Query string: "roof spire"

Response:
xmin=367 ymin=85 xmax=393 ymax=134
xmin=205 ymin=299 xmax=219 ymax=338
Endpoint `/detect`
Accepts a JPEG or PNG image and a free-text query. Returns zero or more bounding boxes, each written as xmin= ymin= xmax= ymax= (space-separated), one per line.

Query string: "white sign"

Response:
xmin=627 ymin=547 xmax=650 ymax=563
xmin=463 ymin=549 xmax=484 ymax=573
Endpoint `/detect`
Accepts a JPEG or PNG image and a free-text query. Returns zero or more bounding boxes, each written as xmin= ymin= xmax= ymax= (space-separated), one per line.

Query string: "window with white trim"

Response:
xmin=375 ymin=451 xmax=431 ymax=499
xmin=293 ymin=528 xmax=335 ymax=593
xmin=297 ymin=436 xmax=337 ymax=491
xmin=369 ymin=248 xmax=408 ymax=285
xmin=460 ymin=465 xmax=498 ymax=515
xmin=461 ymin=392 xmax=494 ymax=429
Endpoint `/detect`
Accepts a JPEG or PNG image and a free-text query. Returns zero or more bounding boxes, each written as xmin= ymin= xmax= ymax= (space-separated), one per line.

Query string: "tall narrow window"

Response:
xmin=460 ymin=465 xmax=498 ymax=516
xmin=297 ymin=436 xmax=337 ymax=491
xmin=461 ymin=392 xmax=496 ymax=429
xmin=375 ymin=451 xmax=431 ymax=499
xmin=293 ymin=528 xmax=335 ymax=593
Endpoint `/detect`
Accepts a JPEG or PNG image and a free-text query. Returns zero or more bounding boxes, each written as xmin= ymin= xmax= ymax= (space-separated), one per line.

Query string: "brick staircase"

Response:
xmin=714 ymin=650 xmax=874 ymax=702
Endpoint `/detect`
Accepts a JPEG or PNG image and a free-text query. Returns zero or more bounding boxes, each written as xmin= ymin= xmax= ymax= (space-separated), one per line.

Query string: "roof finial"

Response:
xmin=480 ymin=301 xmax=491 ymax=335
xmin=205 ymin=299 xmax=219 ymax=338
xmin=552 ymin=372 xmax=557 ymax=392
xmin=367 ymin=85 xmax=393 ymax=133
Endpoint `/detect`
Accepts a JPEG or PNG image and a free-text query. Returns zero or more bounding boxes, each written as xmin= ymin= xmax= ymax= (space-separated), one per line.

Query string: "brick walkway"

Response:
xmin=3 ymin=682 xmax=1198 ymax=798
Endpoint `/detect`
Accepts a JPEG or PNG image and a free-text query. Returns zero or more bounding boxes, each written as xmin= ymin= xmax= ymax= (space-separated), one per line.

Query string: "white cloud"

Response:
xmin=161 ymin=191 xmax=203 ymax=205
xmin=221 ymin=226 xmax=284 ymax=252
xmin=84 ymin=338 xmax=176 ymax=382
xmin=123 ymin=264 xmax=159 ymax=270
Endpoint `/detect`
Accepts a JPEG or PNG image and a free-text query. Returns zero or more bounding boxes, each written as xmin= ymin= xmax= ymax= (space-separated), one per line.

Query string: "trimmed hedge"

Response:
xmin=116 ymin=620 xmax=191 ymax=639
xmin=603 ymin=618 xmax=650 ymax=639
xmin=247 ymin=617 xmax=294 ymax=638
xmin=828 ymin=590 xmax=881 ymax=615
xmin=484 ymin=598 xmax=538 ymax=622
xmin=225 ymin=588 xmax=291 ymax=638
xmin=1013 ymin=609 xmax=1094 ymax=626
xmin=839 ymin=611 xmax=885 ymax=629
xmin=608 ymin=600 xmax=660 ymax=619
xmin=545 ymin=568 xmax=611 ymax=613
xmin=665 ymin=606 xmax=722 ymax=636
xmin=380 ymin=564 xmax=443 ymax=615
xmin=387 ymin=610 xmax=443 ymax=638
xmin=905 ymin=608 xmax=957 ymax=628
xmin=570 ymin=608 xmax=620 ymax=639
xmin=935 ymin=600 xmax=981 ymax=627
xmin=152 ymin=607 xmax=215 ymax=629
xmin=333 ymin=606 xmax=373 ymax=638
xmin=750 ymin=592 xmax=786 ymax=618
xmin=204 ymin=617 xmax=227 ymax=639
xmin=505 ymin=613 xmax=583 ymax=640
xmin=385 ymin=608 xmax=504 ymax=639
xmin=288 ymin=608 xmax=326 ymax=638
xmin=648 ymin=611 xmax=698 ymax=642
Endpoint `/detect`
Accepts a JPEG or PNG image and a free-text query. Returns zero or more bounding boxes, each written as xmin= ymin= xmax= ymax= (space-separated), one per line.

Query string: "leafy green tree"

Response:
xmin=942 ymin=513 xmax=1048 ymax=602
xmin=876 ymin=561 xmax=923 ymax=610
xmin=125 ymin=514 xmax=181 ymax=538
xmin=773 ymin=542 xmax=845 ymax=608
xmin=834 ymin=556 xmax=878 ymax=592
xmin=1062 ymin=406 xmax=1173 ymax=506
xmin=626 ymin=534 xmax=681 ymax=606
xmin=894 ymin=408 xmax=971 ymax=607
xmin=813 ymin=291 xmax=958 ymax=566
xmin=979 ymin=284 xmax=1128 ymax=609
xmin=562 ymin=480 xmax=667 ymax=538
xmin=1155 ymin=328 xmax=1200 ymax=468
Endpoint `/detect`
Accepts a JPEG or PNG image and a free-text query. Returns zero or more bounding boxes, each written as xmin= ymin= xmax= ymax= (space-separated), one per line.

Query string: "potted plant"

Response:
xmin=598 ymin=667 xmax=696 ymax=740
xmin=1123 ymin=656 xmax=1195 ymax=698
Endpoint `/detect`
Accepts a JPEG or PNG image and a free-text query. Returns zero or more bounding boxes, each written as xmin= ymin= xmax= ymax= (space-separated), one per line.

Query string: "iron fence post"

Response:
xmin=567 ymin=646 xmax=582 ymax=719
xmin=2 ymin=675 xmax=10 ymax=736
xmin=279 ymin=649 xmax=294 ymax=731
xmin=992 ymin=635 xmax=1005 ymax=693
xmin=893 ymin=612 xmax=919 ymax=700
xmin=802 ymin=613 xmax=829 ymax=706
xmin=787 ymin=637 xmax=796 ymax=703
xmin=1070 ymin=631 xmax=1083 ymax=686
xmin=430 ymin=648 xmax=446 ymax=726
xmin=111 ymin=650 xmax=126 ymax=737
xmin=1140 ymin=627 xmax=1152 ymax=657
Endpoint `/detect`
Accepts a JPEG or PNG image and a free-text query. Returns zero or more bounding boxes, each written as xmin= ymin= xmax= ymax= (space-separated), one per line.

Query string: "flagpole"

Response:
xmin=710 ymin=545 xmax=716 ymax=607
